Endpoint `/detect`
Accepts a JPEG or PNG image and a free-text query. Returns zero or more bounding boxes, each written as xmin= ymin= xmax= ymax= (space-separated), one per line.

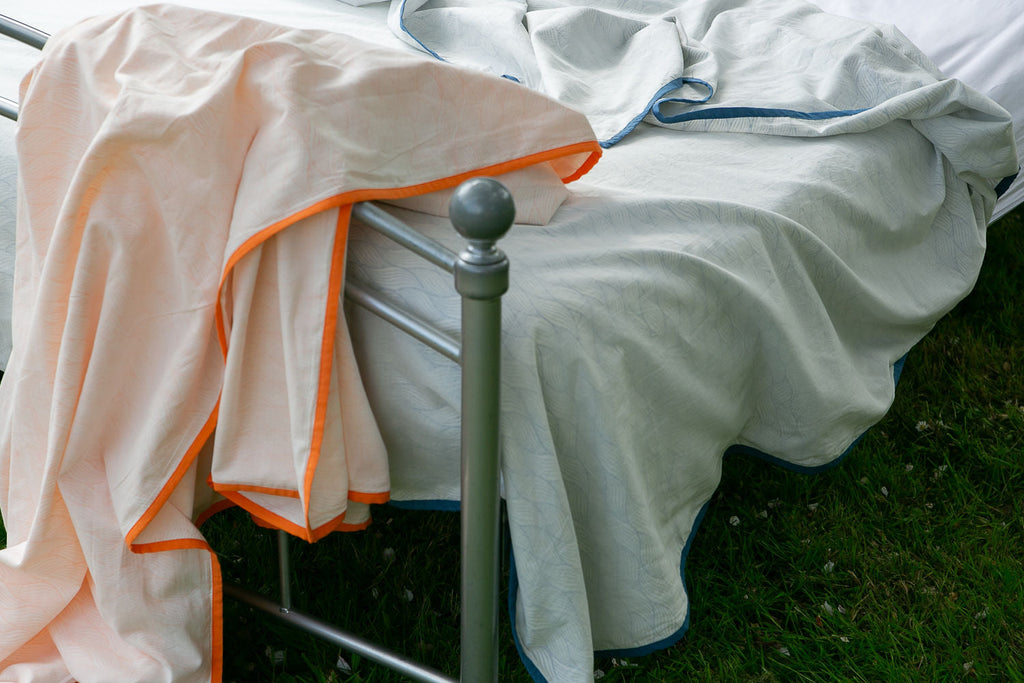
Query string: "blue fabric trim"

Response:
xmin=654 ymin=77 xmax=714 ymax=106
xmin=396 ymin=0 xmax=445 ymax=62
xmin=594 ymin=500 xmax=710 ymax=660
xmin=506 ymin=503 xmax=712 ymax=681
xmin=387 ymin=498 xmax=460 ymax=512
xmin=505 ymin=352 xmax=908 ymax=679
xmin=995 ymin=169 xmax=1019 ymax=198
xmin=892 ymin=352 xmax=907 ymax=384
xmin=725 ymin=353 xmax=907 ymax=474
xmin=508 ymin=551 xmax=549 ymax=683
xmin=652 ymin=103 xmax=868 ymax=125
xmin=599 ymin=77 xmax=689 ymax=148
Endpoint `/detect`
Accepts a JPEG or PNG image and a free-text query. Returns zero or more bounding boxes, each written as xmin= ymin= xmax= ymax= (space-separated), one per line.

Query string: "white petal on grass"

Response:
xmin=729 ymin=516 xmax=740 ymax=526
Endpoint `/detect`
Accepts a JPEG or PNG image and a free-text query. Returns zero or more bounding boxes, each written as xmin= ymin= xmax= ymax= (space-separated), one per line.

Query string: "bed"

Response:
xmin=0 ymin=2 xmax=1020 ymax=682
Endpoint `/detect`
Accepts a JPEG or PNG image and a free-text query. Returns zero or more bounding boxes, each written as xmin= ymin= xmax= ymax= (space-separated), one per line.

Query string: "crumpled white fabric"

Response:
xmin=388 ymin=0 xmax=712 ymax=145
xmin=338 ymin=1 xmax=1018 ymax=681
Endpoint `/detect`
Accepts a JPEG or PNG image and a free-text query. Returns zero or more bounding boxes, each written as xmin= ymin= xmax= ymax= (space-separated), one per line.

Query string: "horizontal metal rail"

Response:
xmin=224 ymin=582 xmax=457 ymax=683
xmin=1 ymin=13 xmax=46 ymax=121
xmin=0 ymin=13 xmax=48 ymax=50
xmin=352 ymin=202 xmax=458 ymax=272
xmin=347 ymin=201 xmax=465 ymax=362
xmin=0 ymin=97 xmax=16 ymax=122
xmin=346 ymin=281 xmax=461 ymax=362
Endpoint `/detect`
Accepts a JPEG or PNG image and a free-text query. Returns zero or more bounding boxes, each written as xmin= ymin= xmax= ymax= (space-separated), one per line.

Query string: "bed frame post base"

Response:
xmin=451 ymin=178 xmax=515 ymax=683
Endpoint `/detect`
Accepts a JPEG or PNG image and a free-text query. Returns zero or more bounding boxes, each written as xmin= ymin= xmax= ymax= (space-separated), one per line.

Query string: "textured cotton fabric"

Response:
xmin=0 ymin=2 xmax=1019 ymax=682
xmin=0 ymin=6 xmax=598 ymax=681
xmin=340 ymin=1 xmax=1018 ymax=680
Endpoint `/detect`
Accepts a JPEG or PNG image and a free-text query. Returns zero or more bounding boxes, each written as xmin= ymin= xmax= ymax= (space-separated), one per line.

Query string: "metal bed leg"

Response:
xmin=277 ymin=529 xmax=293 ymax=612
xmin=450 ymin=179 xmax=515 ymax=683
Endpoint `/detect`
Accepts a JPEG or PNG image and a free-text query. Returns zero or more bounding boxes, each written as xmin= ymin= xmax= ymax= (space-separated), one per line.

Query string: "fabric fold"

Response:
xmin=388 ymin=0 xmax=707 ymax=145
xmin=0 ymin=5 xmax=599 ymax=681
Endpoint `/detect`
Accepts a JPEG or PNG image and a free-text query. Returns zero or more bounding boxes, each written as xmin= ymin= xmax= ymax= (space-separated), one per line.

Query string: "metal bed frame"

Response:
xmin=1 ymin=14 xmax=506 ymax=682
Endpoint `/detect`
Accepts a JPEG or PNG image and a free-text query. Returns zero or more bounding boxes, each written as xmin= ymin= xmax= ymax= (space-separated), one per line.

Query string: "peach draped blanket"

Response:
xmin=0 ymin=5 xmax=598 ymax=681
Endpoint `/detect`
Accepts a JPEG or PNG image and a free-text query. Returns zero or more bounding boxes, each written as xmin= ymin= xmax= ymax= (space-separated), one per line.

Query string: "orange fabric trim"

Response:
xmin=195 ymin=499 xmax=236 ymax=528
xmin=204 ymin=139 xmax=601 ymax=543
xmin=214 ymin=140 xmax=601 ymax=352
xmin=126 ymin=402 xmax=220 ymax=546
xmin=307 ymin=511 xmax=355 ymax=542
xmin=553 ymin=141 xmax=603 ymax=183
xmin=248 ymin=503 xmax=371 ymax=535
xmin=211 ymin=482 xmax=301 ymax=498
xmin=334 ymin=518 xmax=373 ymax=533
xmin=219 ymin=487 xmax=361 ymax=542
xmin=249 ymin=513 xmax=279 ymax=530
xmin=130 ymin=538 xmax=213 ymax=554
xmin=348 ymin=490 xmax=390 ymax=505
xmin=215 ymin=195 xmax=349 ymax=353
xmin=126 ymin=538 xmax=223 ymax=681
xmin=310 ymin=511 xmax=371 ymax=536
xmin=217 ymin=489 xmax=318 ymax=542
xmin=209 ymin=549 xmax=223 ymax=683
xmin=302 ymin=207 xmax=350 ymax=524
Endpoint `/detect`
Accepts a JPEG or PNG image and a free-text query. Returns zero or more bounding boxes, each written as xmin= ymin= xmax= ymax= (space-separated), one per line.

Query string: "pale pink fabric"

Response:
xmin=0 ymin=5 xmax=598 ymax=681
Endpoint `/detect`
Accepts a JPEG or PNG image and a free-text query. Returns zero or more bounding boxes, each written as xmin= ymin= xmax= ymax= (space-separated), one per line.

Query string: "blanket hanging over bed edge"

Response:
xmin=0 ymin=5 xmax=599 ymax=681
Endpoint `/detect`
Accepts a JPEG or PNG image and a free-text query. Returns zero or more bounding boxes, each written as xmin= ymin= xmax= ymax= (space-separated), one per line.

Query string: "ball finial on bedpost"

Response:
xmin=449 ymin=177 xmax=515 ymax=245
xmin=451 ymin=178 xmax=513 ymax=300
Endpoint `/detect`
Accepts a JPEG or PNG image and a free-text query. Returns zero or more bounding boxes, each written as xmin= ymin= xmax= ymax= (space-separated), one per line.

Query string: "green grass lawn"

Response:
xmin=3 ymin=207 xmax=1021 ymax=682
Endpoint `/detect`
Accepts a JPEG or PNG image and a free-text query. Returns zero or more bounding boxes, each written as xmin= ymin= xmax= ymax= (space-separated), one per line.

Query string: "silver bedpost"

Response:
xmin=277 ymin=529 xmax=293 ymax=612
xmin=450 ymin=178 xmax=514 ymax=683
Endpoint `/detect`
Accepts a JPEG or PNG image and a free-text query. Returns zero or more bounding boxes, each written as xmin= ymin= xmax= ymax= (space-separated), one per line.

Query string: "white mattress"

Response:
xmin=811 ymin=0 xmax=1024 ymax=220
xmin=0 ymin=2 xmax=1019 ymax=681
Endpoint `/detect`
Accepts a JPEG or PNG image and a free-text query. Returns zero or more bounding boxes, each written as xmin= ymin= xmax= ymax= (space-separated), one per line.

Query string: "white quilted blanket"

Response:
xmin=342 ymin=1 xmax=1017 ymax=680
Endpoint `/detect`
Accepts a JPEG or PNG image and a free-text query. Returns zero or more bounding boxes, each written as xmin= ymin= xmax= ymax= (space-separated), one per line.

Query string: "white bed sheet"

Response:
xmin=2 ymin=0 xmax=1021 ymax=372
xmin=811 ymin=0 xmax=1024 ymax=220
xmin=0 ymin=2 xmax=1019 ymax=682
